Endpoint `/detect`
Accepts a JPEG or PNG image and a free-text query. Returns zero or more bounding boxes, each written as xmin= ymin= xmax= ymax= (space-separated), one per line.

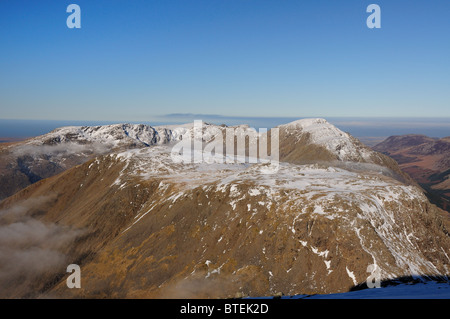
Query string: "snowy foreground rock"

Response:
xmin=280 ymin=282 xmax=450 ymax=299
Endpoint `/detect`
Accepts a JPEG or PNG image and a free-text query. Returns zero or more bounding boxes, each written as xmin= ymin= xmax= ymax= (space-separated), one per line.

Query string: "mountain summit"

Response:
xmin=0 ymin=119 xmax=449 ymax=298
xmin=277 ymin=118 xmax=415 ymax=185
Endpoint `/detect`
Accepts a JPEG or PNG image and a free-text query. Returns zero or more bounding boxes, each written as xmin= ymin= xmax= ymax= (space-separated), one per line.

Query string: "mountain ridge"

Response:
xmin=0 ymin=119 xmax=449 ymax=298
xmin=0 ymin=118 xmax=414 ymax=201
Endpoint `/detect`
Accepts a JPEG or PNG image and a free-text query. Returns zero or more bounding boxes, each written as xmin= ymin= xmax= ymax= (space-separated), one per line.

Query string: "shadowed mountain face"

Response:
xmin=0 ymin=119 xmax=449 ymax=298
xmin=373 ymin=135 xmax=450 ymax=213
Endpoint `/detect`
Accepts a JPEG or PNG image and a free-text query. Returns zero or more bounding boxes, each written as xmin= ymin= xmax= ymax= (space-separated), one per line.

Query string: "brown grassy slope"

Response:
xmin=275 ymin=127 xmax=417 ymax=187
xmin=1 ymin=153 xmax=449 ymax=298
xmin=374 ymin=135 xmax=450 ymax=212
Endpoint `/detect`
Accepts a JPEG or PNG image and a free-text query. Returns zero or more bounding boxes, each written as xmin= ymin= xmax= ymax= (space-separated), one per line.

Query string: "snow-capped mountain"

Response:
xmin=24 ymin=122 xmax=259 ymax=147
xmin=279 ymin=118 xmax=374 ymax=162
xmin=27 ymin=123 xmax=179 ymax=147
xmin=0 ymin=118 xmax=449 ymax=298
xmin=0 ymin=121 xmax=268 ymax=200
xmin=277 ymin=118 xmax=416 ymax=186
xmin=0 ymin=119 xmax=402 ymax=200
xmin=0 ymin=122 xmax=211 ymax=200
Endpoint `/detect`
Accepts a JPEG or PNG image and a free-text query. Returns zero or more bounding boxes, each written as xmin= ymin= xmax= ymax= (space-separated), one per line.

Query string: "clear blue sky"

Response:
xmin=0 ymin=0 xmax=449 ymax=122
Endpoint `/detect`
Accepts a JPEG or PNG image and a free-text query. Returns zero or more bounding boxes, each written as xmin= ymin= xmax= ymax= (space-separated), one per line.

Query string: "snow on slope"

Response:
xmin=12 ymin=118 xmax=380 ymax=167
xmin=21 ymin=122 xmax=258 ymax=149
xmin=6 ymin=119 xmax=446 ymax=298
xmin=23 ymin=124 xmax=177 ymax=147
xmin=285 ymin=281 xmax=450 ymax=299
xmin=103 ymin=145 xmax=448 ymax=282
xmin=279 ymin=118 xmax=374 ymax=162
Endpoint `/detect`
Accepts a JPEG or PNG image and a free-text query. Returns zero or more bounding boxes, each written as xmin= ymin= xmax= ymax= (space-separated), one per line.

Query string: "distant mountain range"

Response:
xmin=373 ymin=134 xmax=450 ymax=213
xmin=0 ymin=119 xmax=448 ymax=298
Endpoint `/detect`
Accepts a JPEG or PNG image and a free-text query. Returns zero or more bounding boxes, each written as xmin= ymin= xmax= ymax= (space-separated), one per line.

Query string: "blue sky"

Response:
xmin=0 ymin=0 xmax=449 ymax=122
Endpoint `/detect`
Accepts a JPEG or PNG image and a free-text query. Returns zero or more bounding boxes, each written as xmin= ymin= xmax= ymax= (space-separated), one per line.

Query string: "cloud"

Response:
xmin=157 ymin=273 xmax=238 ymax=299
xmin=12 ymin=141 xmax=112 ymax=158
xmin=0 ymin=195 xmax=56 ymax=222
xmin=0 ymin=196 xmax=82 ymax=297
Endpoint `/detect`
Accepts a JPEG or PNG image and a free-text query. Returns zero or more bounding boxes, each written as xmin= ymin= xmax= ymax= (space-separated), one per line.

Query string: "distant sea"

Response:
xmin=0 ymin=117 xmax=449 ymax=141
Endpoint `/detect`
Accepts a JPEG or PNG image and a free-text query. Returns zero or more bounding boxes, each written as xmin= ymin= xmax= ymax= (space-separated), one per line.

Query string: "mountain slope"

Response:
xmin=1 ymin=145 xmax=449 ymax=298
xmin=277 ymin=119 xmax=416 ymax=186
xmin=0 ymin=119 xmax=416 ymax=201
xmin=0 ymin=122 xmax=255 ymax=201
xmin=0 ymin=124 xmax=178 ymax=200
xmin=373 ymin=135 xmax=450 ymax=212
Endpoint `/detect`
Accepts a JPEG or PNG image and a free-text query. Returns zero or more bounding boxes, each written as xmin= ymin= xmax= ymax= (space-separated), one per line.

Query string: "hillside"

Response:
xmin=373 ymin=135 xmax=450 ymax=212
xmin=0 ymin=119 xmax=449 ymax=298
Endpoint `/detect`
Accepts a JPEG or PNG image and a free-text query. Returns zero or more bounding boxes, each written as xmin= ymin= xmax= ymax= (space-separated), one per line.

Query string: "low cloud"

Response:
xmin=12 ymin=142 xmax=112 ymax=158
xmin=0 ymin=195 xmax=56 ymax=222
xmin=0 ymin=196 xmax=81 ymax=297
xmin=157 ymin=273 xmax=238 ymax=299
